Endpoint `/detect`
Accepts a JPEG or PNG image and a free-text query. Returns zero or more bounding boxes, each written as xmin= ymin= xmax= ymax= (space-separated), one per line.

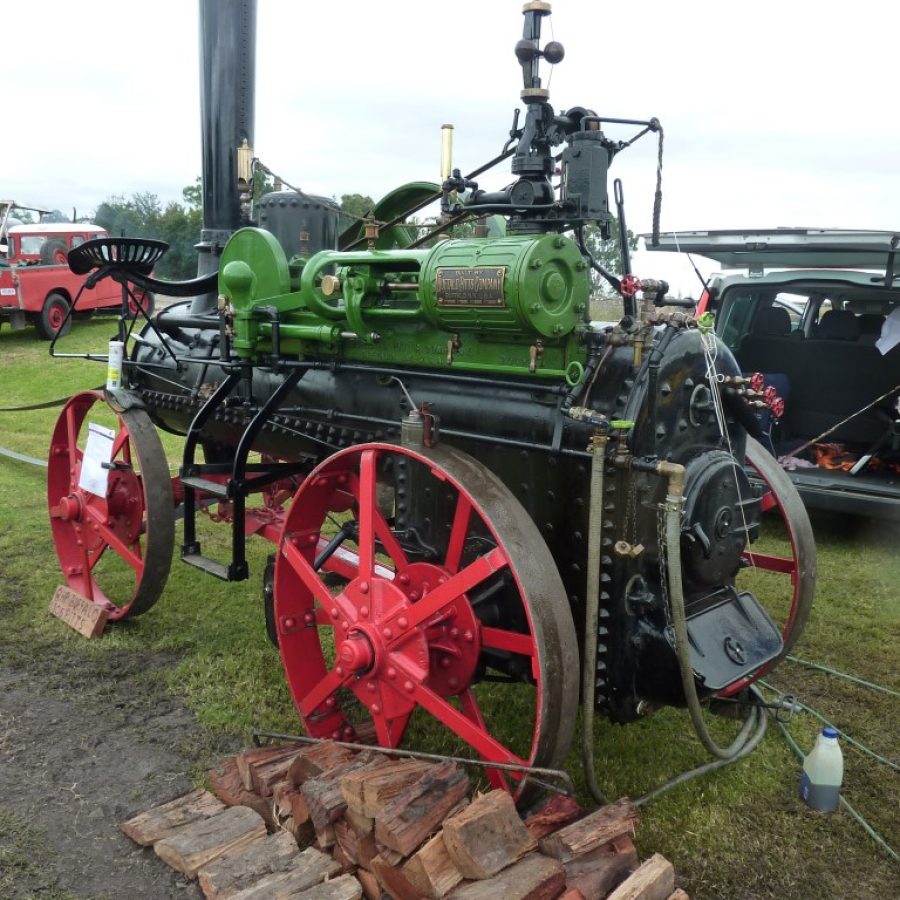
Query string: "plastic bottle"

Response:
xmin=799 ymin=725 xmax=843 ymax=812
xmin=106 ymin=340 xmax=124 ymax=390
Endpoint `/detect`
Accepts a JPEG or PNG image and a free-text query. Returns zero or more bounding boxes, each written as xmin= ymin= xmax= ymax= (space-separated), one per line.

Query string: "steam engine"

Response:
xmin=50 ymin=1 xmax=813 ymax=780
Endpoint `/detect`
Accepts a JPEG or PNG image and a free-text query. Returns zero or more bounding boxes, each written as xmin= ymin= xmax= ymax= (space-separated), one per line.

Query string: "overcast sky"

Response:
xmin=7 ymin=1 xmax=899 ymax=293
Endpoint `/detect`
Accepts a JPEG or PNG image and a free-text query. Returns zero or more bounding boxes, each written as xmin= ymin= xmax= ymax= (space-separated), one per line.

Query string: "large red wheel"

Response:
xmin=274 ymin=442 xmax=579 ymax=792
xmin=47 ymin=391 xmax=175 ymax=621
xmin=719 ymin=436 xmax=816 ymax=696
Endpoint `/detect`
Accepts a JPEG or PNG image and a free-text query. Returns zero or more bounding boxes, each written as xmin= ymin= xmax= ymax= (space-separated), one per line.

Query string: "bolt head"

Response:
xmin=398 ymin=617 xmax=409 ymax=630
xmin=403 ymin=680 xmax=415 ymax=693
xmin=331 ymin=607 xmax=339 ymax=618
xmin=409 ymin=590 xmax=420 ymax=601
xmin=372 ymin=704 xmax=380 ymax=714
xmin=360 ymin=606 xmax=369 ymax=617
xmin=382 ymin=628 xmax=393 ymax=639
xmin=284 ymin=618 xmax=295 ymax=629
xmin=398 ymin=573 xmax=410 ymax=585
xmin=359 ymin=580 xmax=369 ymax=594
xmin=387 ymin=667 xmax=397 ymax=679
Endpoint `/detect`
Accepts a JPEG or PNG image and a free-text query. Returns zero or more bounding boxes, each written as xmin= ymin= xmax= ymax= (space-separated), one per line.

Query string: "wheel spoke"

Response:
xmin=281 ymin=538 xmax=334 ymax=609
xmin=296 ymin=666 xmax=348 ymax=718
xmin=444 ymin=493 xmax=472 ymax=573
xmin=84 ymin=506 xmax=144 ymax=574
xmin=480 ymin=626 xmax=536 ymax=657
xmin=743 ymin=550 xmax=796 ymax=575
xmin=111 ymin=427 xmax=130 ymax=461
xmin=460 ymin=689 xmax=510 ymax=789
xmin=370 ymin=709 xmax=411 ymax=748
xmin=398 ymin=546 xmax=508 ymax=632
xmin=356 ymin=448 xmax=378 ymax=580
xmin=406 ymin=678 xmax=526 ymax=769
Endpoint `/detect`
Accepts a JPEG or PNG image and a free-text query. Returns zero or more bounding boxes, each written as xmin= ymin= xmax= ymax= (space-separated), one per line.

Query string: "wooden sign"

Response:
xmin=49 ymin=585 xmax=108 ymax=638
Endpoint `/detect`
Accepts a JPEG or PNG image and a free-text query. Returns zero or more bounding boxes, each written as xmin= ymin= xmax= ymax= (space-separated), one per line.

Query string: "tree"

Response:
xmin=93 ymin=189 xmax=202 ymax=281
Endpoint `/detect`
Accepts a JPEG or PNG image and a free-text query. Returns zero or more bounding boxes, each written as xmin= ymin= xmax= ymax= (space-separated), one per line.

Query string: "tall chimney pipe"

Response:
xmin=194 ymin=0 xmax=257 ymax=313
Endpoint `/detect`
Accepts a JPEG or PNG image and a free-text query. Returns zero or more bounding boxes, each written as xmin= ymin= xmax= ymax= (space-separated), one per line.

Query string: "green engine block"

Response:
xmin=218 ymin=227 xmax=592 ymax=383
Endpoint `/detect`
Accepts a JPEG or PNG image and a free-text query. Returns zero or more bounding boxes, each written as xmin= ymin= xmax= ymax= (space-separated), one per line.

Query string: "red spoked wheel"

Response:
xmin=274 ymin=442 xmax=579 ymax=793
xmin=718 ymin=437 xmax=816 ymax=697
xmin=47 ymin=391 xmax=175 ymax=621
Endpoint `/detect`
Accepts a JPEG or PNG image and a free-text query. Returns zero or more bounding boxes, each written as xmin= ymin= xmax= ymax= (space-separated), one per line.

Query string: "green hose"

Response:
xmin=663 ymin=474 xmax=760 ymax=759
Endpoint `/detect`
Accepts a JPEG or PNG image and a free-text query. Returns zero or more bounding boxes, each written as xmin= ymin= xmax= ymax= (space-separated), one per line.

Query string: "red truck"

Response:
xmin=1 ymin=202 xmax=153 ymax=339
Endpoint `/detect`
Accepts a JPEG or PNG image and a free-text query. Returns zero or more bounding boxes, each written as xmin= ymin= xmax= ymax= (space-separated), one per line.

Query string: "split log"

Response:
xmin=341 ymin=759 xmax=432 ymax=818
xmin=373 ymin=844 xmax=404 ymax=867
xmin=442 ymin=789 xmax=537 ymax=879
xmin=374 ymin=761 xmax=470 ymax=857
xmin=356 ymin=867 xmax=387 ymax=900
xmin=334 ymin=818 xmax=377 ymax=869
xmin=208 ymin=757 xmax=278 ymax=832
xmin=667 ymin=891 xmax=690 ymax=900
xmin=121 ymin=788 xmax=225 ymax=846
xmin=447 ymin=852 xmax=565 ymax=900
xmin=402 ymin=832 xmax=464 ymax=899
xmin=154 ymin=806 xmax=267 ymax=877
xmin=236 ymin=744 xmax=303 ymax=794
xmin=345 ymin=808 xmax=374 ymax=835
xmin=559 ymin=891 xmax=585 ymax=900
xmin=273 ymin=781 xmax=315 ymax=845
xmin=252 ymin=752 xmax=310 ymax=799
xmin=523 ymin=794 xmax=584 ymax=841
xmin=333 ymin=842 xmax=356 ymax=875
xmin=605 ymin=854 xmax=675 ymax=900
xmin=289 ymin=742 xmax=355 ymax=786
xmin=315 ymin=824 xmax=336 ymax=850
xmin=539 ymin=798 xmax=639 ymax=863
xmin=301 ymin=752 xmax=389 ymax=836
xmin=197 ymin=830 xmax=299 ymax=899
xmin=564 ymin=835 xmax=637 ymax=899
xmin=292 ymin=874 xmax=364 ymax=900
xmin=226 ymin=846 xmax=342 ymax=899
xmin=371 ymin=853 xmax=421 ymax=900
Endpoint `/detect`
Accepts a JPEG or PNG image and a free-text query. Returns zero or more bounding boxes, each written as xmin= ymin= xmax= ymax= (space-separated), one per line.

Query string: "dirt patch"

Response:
xmin=0 ymin=653 xmax=237 ymax=899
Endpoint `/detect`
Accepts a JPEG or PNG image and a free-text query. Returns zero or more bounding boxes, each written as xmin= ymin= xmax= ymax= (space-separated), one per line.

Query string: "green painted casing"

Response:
xmin=219 ymin=227 xmax=592 ymax=378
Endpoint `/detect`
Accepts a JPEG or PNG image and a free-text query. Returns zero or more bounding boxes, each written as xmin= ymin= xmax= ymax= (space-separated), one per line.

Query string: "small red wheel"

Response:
xmin=718 ymin=437 xmax=816 ymax=696
xmin=274 ymin=442 xmax=578 ymax=793
xmin=47 ymin=391 xmax=175 ymax=620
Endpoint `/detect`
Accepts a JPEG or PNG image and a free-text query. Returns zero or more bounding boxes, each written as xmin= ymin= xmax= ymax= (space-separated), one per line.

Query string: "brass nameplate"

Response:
xmin=435 ymin=267 xmax=506 ymax=307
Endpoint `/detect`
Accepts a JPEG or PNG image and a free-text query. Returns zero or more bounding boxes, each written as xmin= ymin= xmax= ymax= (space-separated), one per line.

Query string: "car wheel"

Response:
xmin=36 ymin=292 xmax=72 ymax=340
xmin=40 ymin=239 xmax=69 ymax=266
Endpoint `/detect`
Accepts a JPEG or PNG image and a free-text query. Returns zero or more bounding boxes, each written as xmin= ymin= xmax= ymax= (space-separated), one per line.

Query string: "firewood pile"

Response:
xmin=120 ymin=741 xmax=686 ymax=900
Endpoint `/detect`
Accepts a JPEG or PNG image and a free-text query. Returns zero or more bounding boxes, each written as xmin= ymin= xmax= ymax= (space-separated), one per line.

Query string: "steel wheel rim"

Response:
xmin=48 ymin=301 xmax=66 ymax=331
xmin=47 ymin=391 xmax=175 ymax=620
xmin=274 ymin=441 xmax=578 ymax=792
xmin=718 ymin=436 xmax=816 ymax=696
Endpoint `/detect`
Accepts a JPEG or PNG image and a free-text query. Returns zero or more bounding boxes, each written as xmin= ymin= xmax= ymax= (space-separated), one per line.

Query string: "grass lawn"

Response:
xmin=1 ymin=318 xmax=897 ymax=897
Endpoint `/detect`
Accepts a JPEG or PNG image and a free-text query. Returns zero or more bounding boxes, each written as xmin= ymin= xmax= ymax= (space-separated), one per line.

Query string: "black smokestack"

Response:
xmin=194 ymin=0 xmax=256 ymax=310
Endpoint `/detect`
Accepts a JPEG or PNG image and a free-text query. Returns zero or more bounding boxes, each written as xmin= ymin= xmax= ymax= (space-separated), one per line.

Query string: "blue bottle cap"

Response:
xmin=822 ymin=726 xmax=838 ymax=738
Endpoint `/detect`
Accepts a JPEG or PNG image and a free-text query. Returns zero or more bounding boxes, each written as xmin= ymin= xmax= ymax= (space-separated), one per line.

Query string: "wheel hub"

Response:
xmin=57 ymin=494 xmax=82 ymax=522
xmin=338 ymin=632 xmax=375 ymax=673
